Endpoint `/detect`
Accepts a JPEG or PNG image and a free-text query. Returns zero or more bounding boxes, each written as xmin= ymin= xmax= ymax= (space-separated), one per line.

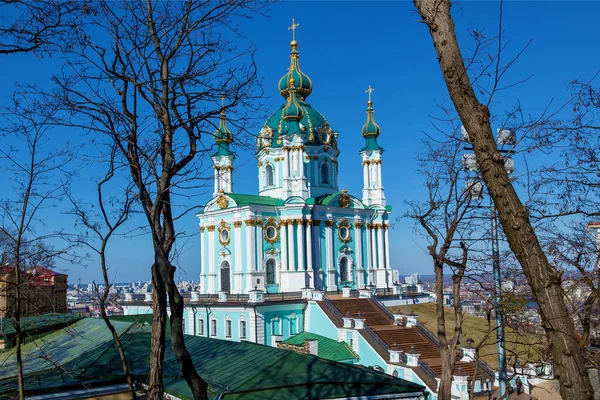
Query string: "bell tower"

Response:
xmin=360 ymin=86 xmax=386 ymax=207
xmin=212 ymin=108 xmax=235 ymax=195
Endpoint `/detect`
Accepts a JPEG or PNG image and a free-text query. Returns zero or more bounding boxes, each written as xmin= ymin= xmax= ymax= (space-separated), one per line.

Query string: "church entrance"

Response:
xmin=220 ymin=261 xmax=230 ymax=293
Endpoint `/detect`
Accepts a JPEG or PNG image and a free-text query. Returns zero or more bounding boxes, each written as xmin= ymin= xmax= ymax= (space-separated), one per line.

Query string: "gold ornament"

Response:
xmin=217 ymin=189 xmax=229 ymax=209
xmin=218 ymin=220 xmax=231 ymax=246
xmin=339 ymin=189 xmax=351 ymax=208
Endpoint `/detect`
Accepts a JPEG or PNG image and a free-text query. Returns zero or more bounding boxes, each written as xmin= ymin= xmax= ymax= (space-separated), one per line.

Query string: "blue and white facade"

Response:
xmin=198 ymin=39 xmax=392 ymax=295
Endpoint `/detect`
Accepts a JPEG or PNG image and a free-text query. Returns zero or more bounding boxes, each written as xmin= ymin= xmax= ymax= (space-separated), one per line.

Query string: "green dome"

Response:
xmin=282 ymin=81 xmax=304 ymax=121
xmin=360 ymin=100 xmax=382 ymax=152
xmin=278 ymin=41 xmax=312 ymax=100
xmin=257 ymin=98 xmax=337 ymax=152
xmin=212 ymin=110 xmax=234 ymax=157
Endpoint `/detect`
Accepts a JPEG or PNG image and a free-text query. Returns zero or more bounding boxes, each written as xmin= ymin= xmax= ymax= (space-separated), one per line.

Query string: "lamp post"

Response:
xmin=462 ymin=126 xmax=515 ymax=399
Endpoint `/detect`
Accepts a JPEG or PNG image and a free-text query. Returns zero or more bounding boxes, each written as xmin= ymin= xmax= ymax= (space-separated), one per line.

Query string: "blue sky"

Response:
xmin=1 ymin=1 xmax=599 ymax=284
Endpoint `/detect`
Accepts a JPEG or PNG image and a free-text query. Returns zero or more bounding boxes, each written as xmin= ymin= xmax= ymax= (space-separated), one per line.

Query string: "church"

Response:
xmin=122 ymin=24 xmax=502 ymax=400
xmin=198 ymin=33 xmax=392 ymax=295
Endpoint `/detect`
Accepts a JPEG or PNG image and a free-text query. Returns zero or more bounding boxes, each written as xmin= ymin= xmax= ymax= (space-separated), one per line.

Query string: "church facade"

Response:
xmin=198 ymin=38 xmax=392 ymax=294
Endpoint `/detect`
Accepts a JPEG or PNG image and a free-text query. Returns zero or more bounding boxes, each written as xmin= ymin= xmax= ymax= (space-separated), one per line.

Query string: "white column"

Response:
xmin=377 ymin=162 xmax=383 ymax=188
xmin=288 ymin=221 xmax=296 ymax=271
xmin=280 ymin=221 xmax=288 ymax=270
xmin=306 ymin=221 xmax=313 ymax=272
xmin=199 ymin=227 xmax=205 ymax=291
xmin=208 ymin=226 xmax=216 ymax=293
xmin=355 ymin=222 xmax=364 ymax=289
xmin=325 ymin=221 xmax=335 ymax=290
xmin=377 ymin=225 xmax=385 ymax=270
xmin=246 ymin=221 xmax=256 ymax=273
xmin=365 ymin=224 xmax=372 ymax=270
xmin=297 ymin=220 xmax=305 ymax=270
xmin=234 ymin=222 xmax=243 ymax=292
xmin=283 ymin=150 xmax=290 ymax=193
xmin=214 ymin=166 xmax=219 ymax=195
xmin=384 ymin=224 xmax=391 ymax=270
xmin=257 ymin=221 xmax=264 ymax=268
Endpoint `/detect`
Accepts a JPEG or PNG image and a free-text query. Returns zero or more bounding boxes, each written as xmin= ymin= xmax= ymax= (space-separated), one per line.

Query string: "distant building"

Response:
xmin=0 ymin=266 xmax=67 ymax=318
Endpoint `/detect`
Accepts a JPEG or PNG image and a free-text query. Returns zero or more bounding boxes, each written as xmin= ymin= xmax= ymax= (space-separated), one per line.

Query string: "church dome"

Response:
xmin=278 ymin=41 xmax=313 ymax=100
xmin=360 ymin=98 xmax=382 ymax=152
xmin=257 ymin=39 xmax=337 ymax=152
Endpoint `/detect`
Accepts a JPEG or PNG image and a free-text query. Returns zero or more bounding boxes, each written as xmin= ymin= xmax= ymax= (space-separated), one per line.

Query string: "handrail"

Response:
xmin=418 ymin=359 xmax=438 ymax=383
xmin=369 ymin=297 xmax=396 ymax=322
xmin=319 ymin=296 xmax=345 ymax=325
xmin=477 ymin=358 xmax=495 ymax=378
xmin=361 ymin=324 xmax=394 ymax=355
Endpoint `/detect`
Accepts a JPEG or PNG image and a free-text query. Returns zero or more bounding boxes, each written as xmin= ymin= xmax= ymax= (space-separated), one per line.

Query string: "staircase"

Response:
xmin=323 ymin=295 xmax=495 ymax=389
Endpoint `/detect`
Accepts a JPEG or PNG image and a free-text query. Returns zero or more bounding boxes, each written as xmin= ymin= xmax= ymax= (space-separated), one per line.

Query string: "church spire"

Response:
xmin=360 ymin=86 xmax=382 ymax=152
xmin=212 ymin=105 xmax=235 ymax=195
xmin=360 ymin=86 xmax=386 ymax=206
xmin=213 ymin=107 xmax=234 ymax=157
xmin=278 ymin=19 xmax=313 ymax=100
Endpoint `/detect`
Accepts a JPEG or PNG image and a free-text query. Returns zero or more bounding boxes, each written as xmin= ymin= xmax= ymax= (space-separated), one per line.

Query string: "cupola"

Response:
xmin=278 ymin=20 xmax=313 ymax=101
xmin=213 ymin=108 xmax=234 ymax=157
xmin=360 ymin=87 xmax=382 ymax=152
xmin=282 ymin=78 xmax=304 ymax=121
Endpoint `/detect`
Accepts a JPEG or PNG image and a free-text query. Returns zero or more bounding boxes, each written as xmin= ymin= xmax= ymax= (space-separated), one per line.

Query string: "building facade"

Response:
xmin=198 ymin=38 xmax=392 ymax=295
xmin=0 ymin=266 xmax=68 ymax=318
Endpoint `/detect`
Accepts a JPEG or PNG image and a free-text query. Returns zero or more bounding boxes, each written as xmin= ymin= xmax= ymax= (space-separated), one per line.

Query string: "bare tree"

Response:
xmin=412 ymin=0 xmax=595 ymax=398
xmin=65 ymin=144 xmax=139 ymax=399
xmin=408 ymin=124 xmax=486 ymax=398
xmin=0 ymin=0 xmax=87 ymax=55
xmin=0 ymin=95 xmax=74 ymax=400
xmin=32 ymin=1 xmax=265 ymax=398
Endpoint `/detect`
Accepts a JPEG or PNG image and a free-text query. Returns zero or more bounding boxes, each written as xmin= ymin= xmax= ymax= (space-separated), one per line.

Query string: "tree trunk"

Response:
xmin=412 ymin=1 xmax=594 ymax=398
xmin=155 ymin=253 xmax=209 ymax=400
xmin=148 ymin=264 xmax=167 ymax=400
xmin=434 ymin=260 xmax=453 ymax=400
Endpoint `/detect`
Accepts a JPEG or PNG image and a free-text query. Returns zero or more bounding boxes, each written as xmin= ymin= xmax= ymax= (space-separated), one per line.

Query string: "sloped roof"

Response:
xmin=283 ymin=331 xmax=358 ymax=362
xmin=0 ymin=317 xmax=426 ymax=399
xmin=225 ymin=193 xmax=284 ymax=207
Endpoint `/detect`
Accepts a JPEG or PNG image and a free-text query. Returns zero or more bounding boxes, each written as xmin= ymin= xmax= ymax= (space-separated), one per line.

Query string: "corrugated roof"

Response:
xmin=0 ymin=317 xmax=426 ymax=399
xmin=283 ymin=331 xmax=358 ymax=362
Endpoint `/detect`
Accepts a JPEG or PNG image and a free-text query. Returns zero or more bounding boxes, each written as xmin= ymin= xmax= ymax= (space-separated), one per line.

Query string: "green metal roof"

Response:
xmin=226 ymin=193 xmax=284 ymax=207
xmin=283 ymin=331 xmax=358 ymax=362
xmin=0 ymin=313 xmax=82 ymax=341
xmin=0 ymin=317 xmax=425 ymax=399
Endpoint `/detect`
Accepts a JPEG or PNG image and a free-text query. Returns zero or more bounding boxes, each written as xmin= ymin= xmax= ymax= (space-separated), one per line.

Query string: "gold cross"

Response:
xmin=365 ymin=85 xmax=374 ymax=101
xmin=288 ymin=18 xmax=300 ymax=41
xmin=221 ymin=95 xmax=225 ymax=108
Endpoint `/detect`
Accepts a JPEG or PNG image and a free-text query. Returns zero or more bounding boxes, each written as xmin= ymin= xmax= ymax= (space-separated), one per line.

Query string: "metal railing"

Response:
xmin=264 ymin=291 xmax=303 ymax=302
xmin=360 ymin=323 xmax=395 ymax=357
xmin=418 ymin=359 xmax=438 ymax=383
xmin=369 ymin=297 xmax=396 ymax=322
xmin=319 ymin=296 xmax=345 ymax=325
xmin=477 ymin=358 xmax=495 ymax=378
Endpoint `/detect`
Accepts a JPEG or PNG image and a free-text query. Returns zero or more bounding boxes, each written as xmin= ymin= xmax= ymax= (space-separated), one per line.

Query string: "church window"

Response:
xmin=240 ymin=319 xmax=247 ymax=339
xmin=211 ymin=318 xmax=217 ymax=337
xmin=272 ymin=317 xmax=281 ymax=335
xmin=265 ymin=225 xmax=278 ymax=242
xmin=264 ymin=164 xmax=274 ymax=187
xmin=198 ymin=317 xmax=204 ymax=336
xmin=219 ymin=228 xmax=229 ymax=245
xmin=339 ymin=226 xmax=350 ymax=241
xmin=266 ymin=259 xmax=276 ymax=285
xmin=339 ymin=257 xmax=349 ymax=282
xmin=225 ymin=318 xmax=232 ymax=338
xmin=220 ymin=261 xmax=230 ymax=293
xmin=320 ymin=162 xmax=330 ymax=184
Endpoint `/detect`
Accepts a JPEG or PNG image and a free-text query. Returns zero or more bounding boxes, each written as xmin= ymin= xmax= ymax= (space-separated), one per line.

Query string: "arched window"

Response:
xmin=266 ymin=259 xmax=276 ymax=285
xmin=225 ymin=316 xmax=232 ymax=338
xmin=240 ymin=317 xmax=247 ymax=340
xmin=197 ymin=317 xmax=204 ymax=336
xmin=264 ymin=164 xmax=274 ymax=187
xmin=339 ymin=257 xmax=349 ymax=282
xmin=220 ymin=261 xmax=230 ymax=293
xmin=392 ymin=370 xmax=399 ymax=378
xmin=320 ymin=162 xmax=330 ymax=184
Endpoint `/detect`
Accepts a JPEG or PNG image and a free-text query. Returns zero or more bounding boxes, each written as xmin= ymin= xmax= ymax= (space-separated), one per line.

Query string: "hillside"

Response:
xmin=388 ymin=303 xmax=545 ymax=369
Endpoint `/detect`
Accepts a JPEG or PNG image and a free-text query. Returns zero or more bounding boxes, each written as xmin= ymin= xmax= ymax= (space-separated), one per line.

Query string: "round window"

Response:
xmin=220 ymin=228 xmax=229 ymax=244
xmin=265 ymin=225 xmax=278 ymax=241
xmin=339 ymin=226 xmax=350 ymax=240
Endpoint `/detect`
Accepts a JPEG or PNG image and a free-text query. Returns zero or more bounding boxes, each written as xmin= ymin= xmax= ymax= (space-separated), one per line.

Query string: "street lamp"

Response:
xmin=462 ymin=126 xmax=516 ymax=399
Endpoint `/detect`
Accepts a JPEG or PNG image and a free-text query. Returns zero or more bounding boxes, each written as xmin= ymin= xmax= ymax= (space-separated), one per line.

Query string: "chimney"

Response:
xmin=305 ymin=339 xmax=318 ymax=356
